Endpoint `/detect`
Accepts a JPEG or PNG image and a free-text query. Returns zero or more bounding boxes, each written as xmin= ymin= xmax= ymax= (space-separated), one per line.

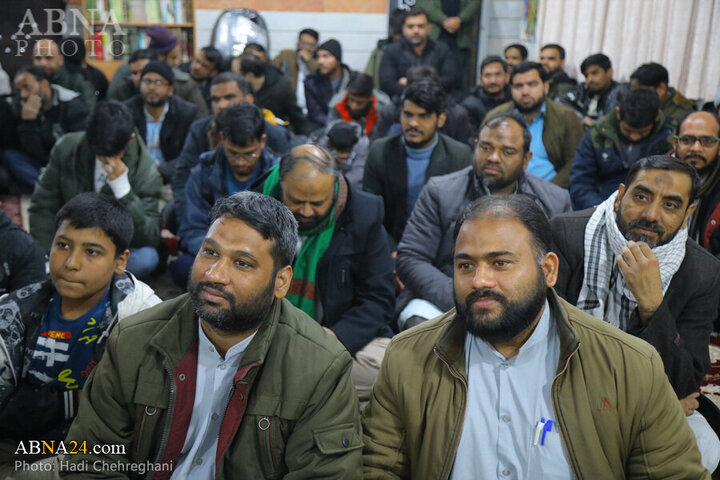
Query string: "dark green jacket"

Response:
xmin=51 ymin=65 xmax=97 ymax=110
xmin=28 ymin=131 xmax=161 ymax=251
xmin=486 ymin=98 xmax=584 ymax=188
xmin=61 ymin=295 xmax=363 ymax=479
xmin=660 ymin=87 xmax=695 ymax=125
xmin=418 ymin=0 xmax=482 ymax=51
xmin=363 ymin=133 xmax=472 ymax=247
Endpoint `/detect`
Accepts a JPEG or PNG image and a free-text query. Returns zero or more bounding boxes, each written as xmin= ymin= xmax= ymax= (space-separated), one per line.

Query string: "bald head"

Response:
xmin=674 ymin=111 xmax=720 ymax=177
xmin=33 ymin=39 xmax=63 ymax=76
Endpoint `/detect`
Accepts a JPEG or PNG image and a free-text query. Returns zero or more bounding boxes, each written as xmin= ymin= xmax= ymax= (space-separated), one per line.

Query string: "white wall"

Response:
xmin=484 ymin=0 xmax=536 ymax=60
xmin=195 ymin=10 xmax=387 ymax=71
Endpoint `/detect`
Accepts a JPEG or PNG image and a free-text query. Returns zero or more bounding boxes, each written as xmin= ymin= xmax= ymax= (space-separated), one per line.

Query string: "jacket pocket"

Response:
xmin=131 ymin=384 xmax=168 ymax=462
xmin=313 ymin=422 xmax=363 ymax=455
xmin=255 ymin=414 xmax=284 ymax=479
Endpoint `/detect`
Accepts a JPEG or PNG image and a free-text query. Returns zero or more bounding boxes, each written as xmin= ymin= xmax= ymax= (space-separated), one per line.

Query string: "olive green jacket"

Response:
xmin=660 ymin=87 xmax=695 ymax=125
xmin=417 ymin=0 xmax=482 ymax=51
xmin=486 ymin=98 xmax=584 ymax=188
xmin=28 ymin=131 xmax=161 ymax=251
xmin=52 ymin=65 xmax=97 ymax=110
xmin=61 ymin=295 xmax=363 ymax=479
xmin=363 ymin=289 xmax=708 ymax=479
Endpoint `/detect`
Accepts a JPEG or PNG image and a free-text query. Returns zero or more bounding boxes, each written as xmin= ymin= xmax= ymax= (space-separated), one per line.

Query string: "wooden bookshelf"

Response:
xmin=81 ymin=0 xmax=196 ymax=79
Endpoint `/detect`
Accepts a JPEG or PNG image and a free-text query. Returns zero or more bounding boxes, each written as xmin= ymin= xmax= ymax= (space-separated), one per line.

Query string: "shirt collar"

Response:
xmin=144 ymin=102 xmax=170 ymax=124
xmin=197 ymin=320 xmax=257 ymax=363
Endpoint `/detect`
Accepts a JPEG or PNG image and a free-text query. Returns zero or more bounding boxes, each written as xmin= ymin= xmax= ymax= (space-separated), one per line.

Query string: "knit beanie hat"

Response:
xmin=141 ymin=60 xmax=175 ymax=84
xmin=146 ymin=26 xmax=179 ymax=54
xmin=318 ymin=39 xmax=342 ymax=63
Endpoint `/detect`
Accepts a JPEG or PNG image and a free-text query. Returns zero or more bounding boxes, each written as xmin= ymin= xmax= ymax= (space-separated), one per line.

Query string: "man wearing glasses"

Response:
xmin=172 ymin=103 xmax=278 ymax=287
xmin=124 ymin=60 xmax=199 ymax=183
xmin=674 ymin=111 xmax=720 ymax=257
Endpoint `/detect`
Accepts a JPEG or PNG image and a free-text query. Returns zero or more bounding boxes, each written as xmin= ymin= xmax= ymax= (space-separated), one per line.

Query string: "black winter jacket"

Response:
xmin=0 ymin=211 xmax=46 ymax=296
xmin=460 ymin=85 xmax=511 ymax=131
xmin=253 ymin=65 xmax=307 ymax=134
xmin=304 ymin=65 xmax=353 ymax=126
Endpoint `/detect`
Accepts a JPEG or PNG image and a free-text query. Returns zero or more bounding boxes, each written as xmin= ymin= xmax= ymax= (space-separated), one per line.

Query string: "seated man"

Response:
xmin=259 ymin=145 xmax=395 ymax=400
xmin=61 ymin=192 xmax=362 ymax=478
xmin=189 ymin=45 xmax=223 ymax=110
xmin=272 ymin=28 xmax=319 ymax=115
xmin=396 ymin=113 xmax=571 ymax=328
xmin=630 ymin=62 xmax=695 ymax=125
xmin=362 ymin=194 xmax=708 ymax=479
xmin=0 ymin=192 xmax=160 ymax=474
xmin=322 ymin=120 xmax=367 ymax=189
xmin=3 ymin=65 xmax=88 ymax=190
xmin=124 ymin=60 xmax=199 ymax=182
xmin=364 ymin=79 xmax=472 ymax=247
xmin=171 ymin=72 xmax=290 ymax=229
xmin=237 ymin=53 xmax=307 ymax=134
xmin=570 ymin=87 xmax=675 ymax=209
xmin=107 ymin=49 xmax=155 ymax=102
xmin=327 ymin=73 xmax=380 ymax=137
xmin=461 ymin=55 xmax=512 ymax=131
xmin=304 ymin=39 xmax=353 ymax=127
xmin=29 ymin=101 xmax=162 ymax=279
xmin=558 ymin=53 xmax=626 ymax=127
xmin=486 ymin=61 xmax=584 ymax=188
xmin=503 ymin=42 xmax=527 ymax=72
xmin=552 ymin=156 xmax=720 ymax=472
xmin=540 ymin=43 xmax=577 ymax=100
xmin=32 ymin=38 xmax=96 ymax=110
xmin=0 ymin=210 xmax=46 ymax=296
xmin=172 ymin=104 xmax=279 ymax=288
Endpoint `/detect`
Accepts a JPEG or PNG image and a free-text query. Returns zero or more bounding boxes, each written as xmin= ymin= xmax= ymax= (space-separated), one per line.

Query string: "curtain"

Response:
xmin=536 ymin=0 xmax=720 ymax=101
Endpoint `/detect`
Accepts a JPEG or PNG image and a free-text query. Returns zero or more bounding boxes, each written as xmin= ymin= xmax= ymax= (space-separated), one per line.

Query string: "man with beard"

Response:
xmin=503 ymin=43 xmax=527 ymax=72
xmin=378 ymin=6 xmax=459 ymax=101
xmin=327 ymin=73 xmax=380 ymax=137
xmin=32 ymin=38 xmax=97 ymax=110
xmin=539 ymin=43 xmax=577 ymax=100
xmin=674 ymin=112 xmax=720 ymax=256
xmin=272 ymin=28 xmax=319 ymax=115
xmin=461 ymin=56 xmax=512 ymax=131
xmin=486 ymin=61 xmax=584 ymax=188
xmin=362 ymin=194 xmax=708 ymax=479
xmin=570 ymin=87 xmax=675 ymax=209
xmin=558 ymin=53 xmax=626 ymax=127
xmin=364 ymin=79 xmax=472 ymax=247
xmin=107 ymin=49 xmax=156 ymax=101
xmin=395 ymin=113 xmax=570 ymax=329
xmin=124 ymin=61 xmax=199 ymax=182
xmin=552 ymin=156 xmax=720 ymax=472
xmin=256 ymin=144 xmax=395 ymax=399
xmin=189 ymin=46 xmax=223 ymax=110
xmin=171 ymin=103 xmax=279 ymax=288
xmin=304 ymin=39 xmax=354 ymax=128
xmin=62 ymin=192 xmax=363 ymax=479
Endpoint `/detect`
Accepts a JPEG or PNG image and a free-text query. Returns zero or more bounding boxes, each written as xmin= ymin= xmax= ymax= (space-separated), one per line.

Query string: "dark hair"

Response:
xmin=60 ymin=36 xmax=85 ymax=66
xmin=200 ymin=45 xmax=224 ymax=71
xmin=86 ymin=101 xmax=135 ymax=157
xmin=299 ymin=28 xmax=319 ymax=42
xmin=130 ymin=49 xmax=156 ymax=63
xmin=279 ymin=145 xmax=337 ymax=182
xmin=480 ymin=55 xmax=508 ymax=74
xmin=453 ymin=195 xmax=552 ymax=261
xmin=14 ymin=65 xmax=49 ymax=84
xmin=210 ymin=192 xmax=298 ymax=269
xmin=675 ymin=111 xmax=720 ymax=136
xmin=327 ymin=122 xmax=360 ymax=151
xmin=618 ymin=87 xmax=660 ymax=128
xmin=401 ymin=79 xmax=447 ymax=115
xmin=239 ymin=53 xmax=266 ymax=76
xmin=406 ymin=65 xmax=439 ymax=84
xmin=403 ymin=5 xmax=428 ymax=24
xmin=481 ymin=113 xmax=532 ymax=154
xmin=217 ymin=103 xmax=265 ymax=147
xmin=580 ymin=53 xmax=612 ymax=75
xmin=55 ymin=192 xmax=134 ymax=255
xmin=211 ymin=71 xmax=251 ymax=95
xmin=510 ymin=61 xmax=548 ymax=83
xmin=540 ymin=43 xmax=566 ymax=59
xmin=630 ymin=62 xmax=669 ymax=88
xmin=346 ymin=73 xmax=374 ymax=98
xmin=389 ymin=9 xmax=406 ymax=34
xmin=245 ymin=43 xmax=267 ymax=55
xmin=504 ymin=43 xmax=528 ymax=60
xmin=624 ymin=155 xmax=700 ymax=205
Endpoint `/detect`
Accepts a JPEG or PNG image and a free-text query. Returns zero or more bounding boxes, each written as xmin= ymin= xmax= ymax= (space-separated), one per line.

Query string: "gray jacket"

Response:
xmin=396 ymin=166 xmax=571 ymax=312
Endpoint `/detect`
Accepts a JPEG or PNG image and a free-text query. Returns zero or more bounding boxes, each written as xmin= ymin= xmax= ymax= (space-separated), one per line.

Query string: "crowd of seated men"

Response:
xmin=1 ymin=4 xmax=720 ymax=478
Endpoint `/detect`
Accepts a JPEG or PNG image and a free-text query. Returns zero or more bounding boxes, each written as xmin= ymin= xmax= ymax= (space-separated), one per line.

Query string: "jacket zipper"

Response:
xmin=434 ymin=346 xmax=468 ymax=479
xmin=550 ymin=343 xmax=582 ymax=479
xmin=259 ymin=415 xmax=279 ymax=470
xmin=147 ymin=362 xmax=177 ymax=480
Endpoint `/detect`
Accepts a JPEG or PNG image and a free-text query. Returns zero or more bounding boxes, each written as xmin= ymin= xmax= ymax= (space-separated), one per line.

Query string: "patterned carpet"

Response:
xmin=702 ymin=333 xmax=720 ymax=408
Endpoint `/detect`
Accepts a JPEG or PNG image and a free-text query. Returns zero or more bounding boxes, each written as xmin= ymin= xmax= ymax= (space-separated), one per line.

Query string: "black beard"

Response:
xmin=615 ymin=208 xmax=668 ymax=248
xmin=143 ymin=96 xmax=168 ymax=107
xmin=190 ymin=278 xmax=275 ymax=334
xmin=349 ymin=103 xmax=371 ymax=120
xmin=454 ymin=266 xmax=547 ymax=342
xmin=514 ymin=97 xmax=543 ymax=114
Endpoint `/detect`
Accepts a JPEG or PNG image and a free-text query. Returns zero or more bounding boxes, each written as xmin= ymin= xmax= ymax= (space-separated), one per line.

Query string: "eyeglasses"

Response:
xmin=225 ymin=149 xmax=260 ymax=162
xmin=141 ymin=78 xmax=169 ymax=87
xmin=675 ymin=135 xmax=720 ymax=147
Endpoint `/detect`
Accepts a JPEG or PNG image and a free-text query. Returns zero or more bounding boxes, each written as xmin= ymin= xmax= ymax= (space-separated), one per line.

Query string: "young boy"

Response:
xmin=0 ymin=192 xmax=160 ymax=470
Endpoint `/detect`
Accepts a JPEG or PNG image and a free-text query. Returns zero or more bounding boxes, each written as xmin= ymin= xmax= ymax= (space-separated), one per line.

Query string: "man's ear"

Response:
xmin=522 ymin=150 xmax=533 ymax=170
xmin=273 ymin=265 xmax=293 ymax=298
xmin=245 ymin=93 xmax=255 ymax=104
xmin=543 ymin=81 xmax=550 ymax=96
xmin=682 ymin=202 xmax=697 ymax=229
xmin=168 ymin=85 xmax=175 ymax=96
xmin=542 ymin=252 xmax=559 ymax=287
xmin=437 ymin=111 xmax=447 ymax=129
xmin=614 ymin=183 xmax=627 ymax=212
xmin=114 ymin=249 xmax=130 ymax=274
